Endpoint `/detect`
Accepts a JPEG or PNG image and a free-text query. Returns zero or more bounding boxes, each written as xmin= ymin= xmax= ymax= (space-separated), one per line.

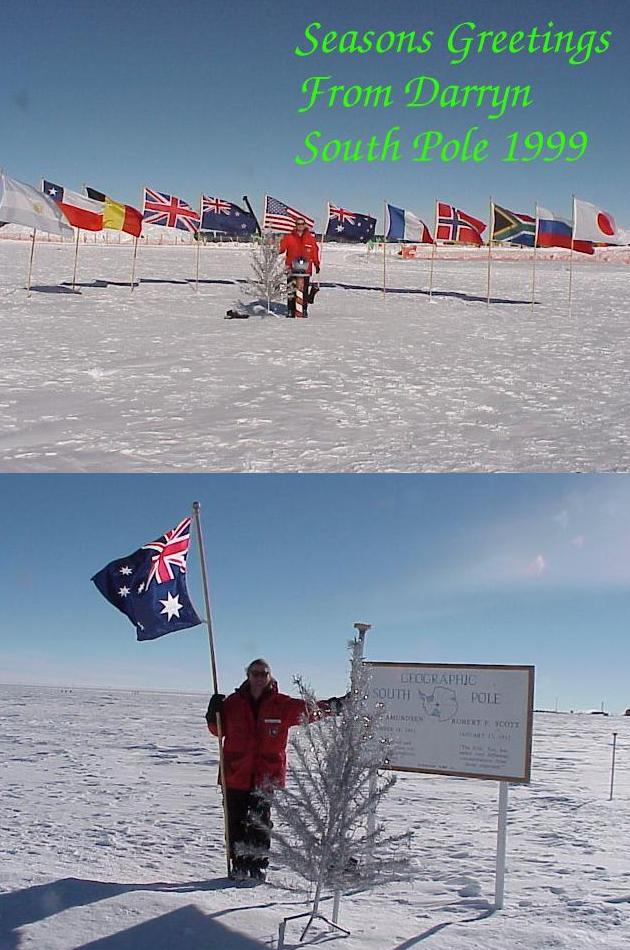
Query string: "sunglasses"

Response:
xmin=249 ymin=669 xmax=270 ymax=677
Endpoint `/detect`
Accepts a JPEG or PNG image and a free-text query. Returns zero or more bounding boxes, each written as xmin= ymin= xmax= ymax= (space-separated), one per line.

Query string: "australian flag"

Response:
xmin=200 ymin=196 xmax=258 ymax=235
xmin=92 ymin=517 xmax=202 ymax=641
xmin=325 ymin=203 xmax=376 ymax=243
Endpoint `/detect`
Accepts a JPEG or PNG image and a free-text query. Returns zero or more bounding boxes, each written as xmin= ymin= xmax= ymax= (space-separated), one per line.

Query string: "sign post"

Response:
xmin=495 ymin=781 xmax=509 ymax=909
xmin=364 ymin=661 xmax=535 ymax=908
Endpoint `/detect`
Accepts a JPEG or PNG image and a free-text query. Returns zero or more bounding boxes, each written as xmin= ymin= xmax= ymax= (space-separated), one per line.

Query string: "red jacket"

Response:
xmin=208 ymin=680 xmax=328 ymax=791
xmin=279 ymin=229 xmax=320 ymax=275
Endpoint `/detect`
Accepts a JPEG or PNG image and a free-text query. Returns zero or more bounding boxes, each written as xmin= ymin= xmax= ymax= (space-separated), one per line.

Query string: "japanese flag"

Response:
xmin=573 ymin=198 xmax=622 ymax=245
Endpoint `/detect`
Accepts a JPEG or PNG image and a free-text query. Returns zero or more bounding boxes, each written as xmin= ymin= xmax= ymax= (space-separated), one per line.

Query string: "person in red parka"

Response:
xmin=205 ymin=657 xmax=344 ymax=882
xmin=278 ymin=218 xmax=321 ymax=318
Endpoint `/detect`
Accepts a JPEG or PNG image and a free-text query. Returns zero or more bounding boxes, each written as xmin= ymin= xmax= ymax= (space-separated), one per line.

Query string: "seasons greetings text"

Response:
xmin=292 ymin=21 xmax=612 ymax=164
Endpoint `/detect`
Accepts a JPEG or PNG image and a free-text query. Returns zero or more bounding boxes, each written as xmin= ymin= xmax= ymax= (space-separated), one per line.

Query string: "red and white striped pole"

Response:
xmin=295 ymin=276 xmax=306 ymax=318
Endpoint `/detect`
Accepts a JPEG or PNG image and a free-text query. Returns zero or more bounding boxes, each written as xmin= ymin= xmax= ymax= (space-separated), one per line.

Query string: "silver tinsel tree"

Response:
xmin=248 ymin=232 xmax=286 ymax=313
xmin=270 ymin=641 xmax=413 ymax=936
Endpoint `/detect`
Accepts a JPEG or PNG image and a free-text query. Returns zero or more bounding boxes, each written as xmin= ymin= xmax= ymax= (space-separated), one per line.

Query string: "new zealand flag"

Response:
xmin=92 ymin=517 xmax=202 ymax=641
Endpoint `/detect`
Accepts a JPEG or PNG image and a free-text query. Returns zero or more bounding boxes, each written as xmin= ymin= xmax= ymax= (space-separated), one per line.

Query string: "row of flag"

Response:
xmin=0 ymin=170 xmax=623 ymax=253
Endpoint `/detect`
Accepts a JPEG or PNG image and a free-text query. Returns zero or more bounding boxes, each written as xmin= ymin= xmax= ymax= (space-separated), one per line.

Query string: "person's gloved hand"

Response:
xmin=324 ymin=692 xmax=349 ymax=714
xmin=315 ymin=265 xmax=320 ymax=274
xmin=205 ymin=693 xmax=225 ymax=724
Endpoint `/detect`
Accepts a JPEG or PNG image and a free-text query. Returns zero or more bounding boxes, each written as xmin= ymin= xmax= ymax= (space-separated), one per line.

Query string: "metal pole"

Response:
xmin=26 ymin=228 xmax=37 ymax=294
xmin=495 ymin=781 xmax=509 ymax=909
xmin=428 ymin=199 xmax=437 ymax=299
xmin=568 ymin=193 xmax=575 ymax=311
xmin=319 ymin=202 xmax=327 ymax=271
xmin=486 ymin=197 xmax=493 ymax=307
xmin=330 ymin=622 xmax=372 ymax=926
xmin=195 ymin=194 xmax=202 ymax=292
xmin=382 ymin=200 xmax=387 ymax=296
xmin=609 ymin=732 xmax=618 ymax=801
xmin=71 ymin=227 xmax=80 ymax=293
xmin=191 ymin=500 xmax=232 ymax=877
xmin=130 ymin=238 xmax=139 ymax=292
xmin=531 ymin=202 xmax=538 ymax=314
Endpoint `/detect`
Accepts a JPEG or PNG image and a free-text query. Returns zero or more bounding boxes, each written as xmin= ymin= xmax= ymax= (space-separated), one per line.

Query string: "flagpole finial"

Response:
xmin=193 ymin=500 xmax=201 ymax=513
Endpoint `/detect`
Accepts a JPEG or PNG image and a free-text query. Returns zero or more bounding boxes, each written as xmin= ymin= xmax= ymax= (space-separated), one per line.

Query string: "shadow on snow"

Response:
xmin=0 ymin=876 xmax=276 ymax=950
xmin=390 ymin=902 xmax=495 ymax=948
xmin=29 ymin=279 xmax=537 ymax=305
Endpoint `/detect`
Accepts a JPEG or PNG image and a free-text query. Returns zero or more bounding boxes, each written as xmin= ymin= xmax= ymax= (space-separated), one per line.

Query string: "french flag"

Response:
xmin=536 ymin=207 xmax=593 ymax=255
xmin=385 ymin=204 xmax=434 ymax=244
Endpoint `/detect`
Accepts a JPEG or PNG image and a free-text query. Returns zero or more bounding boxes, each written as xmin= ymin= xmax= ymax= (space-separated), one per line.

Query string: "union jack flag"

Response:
xmin=143 ymin=517 xmax=193 ymax=587
xmin=142 ymin=187 xmax=200 ymax=233
xmin=329 ymin=204 xmax=355 ymax=225
xmin=203 ymin=197 xmax=232 ymax=216
xmin=436 ymin=202 xmax=486 ymax=246
xmin=92 ymin=516 xmax=202 ymax=642
xmin=263 ymin=195 xmax=315 ymax=234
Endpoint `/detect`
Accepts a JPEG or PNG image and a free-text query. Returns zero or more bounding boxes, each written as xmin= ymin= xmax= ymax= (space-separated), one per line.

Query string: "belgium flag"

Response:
xmin=85 ymin=187 xmax=143 ymax=238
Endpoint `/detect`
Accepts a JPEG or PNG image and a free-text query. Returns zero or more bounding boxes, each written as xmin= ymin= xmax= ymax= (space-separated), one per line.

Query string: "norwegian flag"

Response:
xmin=142 ymin=187 xmax=200 ymax=233
xmin=436 ymin=202 xmax=486 ymax=246
xmin=92 ymin=516 xmax=202 ymax=641
xmin=263 ymin=195 xmax=315 ymax=233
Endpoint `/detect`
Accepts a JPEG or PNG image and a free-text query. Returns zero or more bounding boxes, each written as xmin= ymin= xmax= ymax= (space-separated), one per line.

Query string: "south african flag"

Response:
xmin=492 ymin=204 xmax=535 ymax=247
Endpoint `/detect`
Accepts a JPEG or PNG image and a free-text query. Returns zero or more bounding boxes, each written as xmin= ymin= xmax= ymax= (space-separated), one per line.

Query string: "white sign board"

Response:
xmin=365 ymin=662 xmax=534 ymax=783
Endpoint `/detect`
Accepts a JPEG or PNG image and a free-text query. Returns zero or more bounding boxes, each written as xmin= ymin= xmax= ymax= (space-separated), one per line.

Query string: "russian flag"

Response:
xmin=386 ymin=204 xmax=433 ymax=244
xmin=536 ymin=207 xmax=593 ymax=255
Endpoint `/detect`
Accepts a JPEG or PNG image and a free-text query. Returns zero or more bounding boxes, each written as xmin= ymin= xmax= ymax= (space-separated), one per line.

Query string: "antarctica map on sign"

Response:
xmin=418 ymin=687 xmax=459 ymax=721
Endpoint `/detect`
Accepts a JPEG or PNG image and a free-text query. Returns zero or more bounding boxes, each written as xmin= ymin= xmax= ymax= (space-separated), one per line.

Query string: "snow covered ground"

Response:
xmin=1 ymin=238 xmax=629 ymax=472
xmin=2 ymin=683 xmax=630 ymax=949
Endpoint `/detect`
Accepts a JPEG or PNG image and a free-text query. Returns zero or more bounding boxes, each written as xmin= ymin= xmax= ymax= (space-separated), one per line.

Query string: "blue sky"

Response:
xmin=1 ymin=474 xmax=629 ymax=712
xmin=2 ymin=0 xmax=629 ymax=227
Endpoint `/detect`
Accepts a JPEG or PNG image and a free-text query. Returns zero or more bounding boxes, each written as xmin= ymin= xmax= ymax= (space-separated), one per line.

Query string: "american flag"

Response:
xmin=143 ymin=517 xmax=193 ymax=587
xmin=263 ymin=195 xmax=315 ymax=233
xmin=436 ymin=202 xmax=486 ymax=246
xmin=143 ymin=187 xmax=200 ymax=233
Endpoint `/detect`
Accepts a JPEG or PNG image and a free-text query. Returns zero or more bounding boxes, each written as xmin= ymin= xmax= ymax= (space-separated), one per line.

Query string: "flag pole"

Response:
xmin=191 ymin=500 xmax=232 ymax=877
xmin=242 ymin=195 xmax=261 ymax=236
xmin=428 ymin=199 xmax=437 ymax=299
xmin=132 ymin=185 xmax=143 ymax=292
xmin=130 ymin=238 xmax=139 ymax=292
xmin=382 ymin=200 xmax=388 ymax=296
xmin=319 ymin=202 xmax=327 ymax=270
xmin=531 ymin=203 xmax=538 ymax=314
xmin=71 ymin=227 xmax=81 ymax=293
xmin=568 ymin=193 xmax=575 ymax=311
xmin=26 ymin=228 xmax=37 ymax=295
xmin=486 ymin=196 xmax=493 ymax=307
xmin=195 ymin=194 xmax=202 ymax=293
